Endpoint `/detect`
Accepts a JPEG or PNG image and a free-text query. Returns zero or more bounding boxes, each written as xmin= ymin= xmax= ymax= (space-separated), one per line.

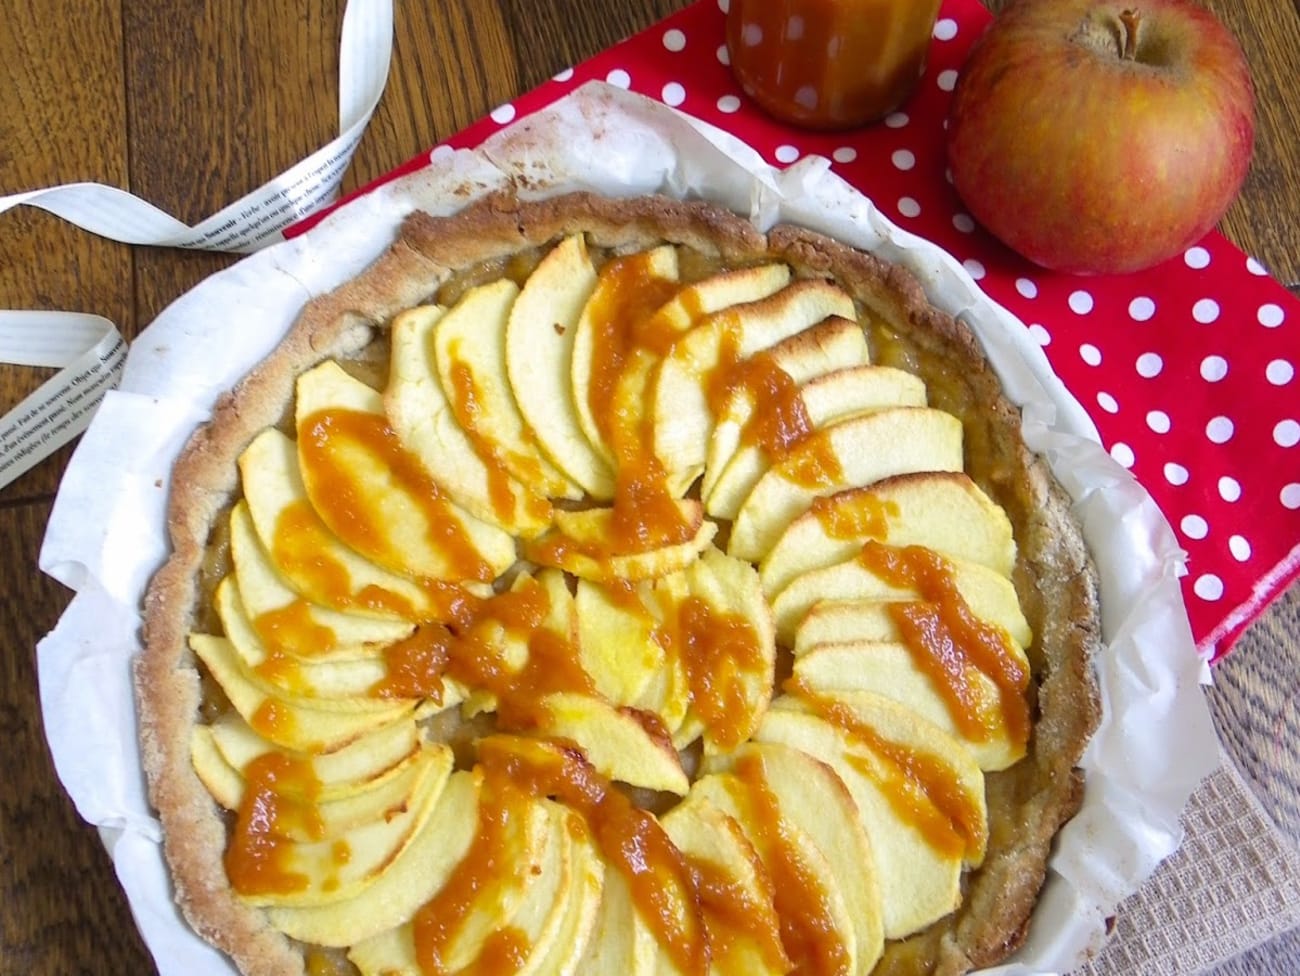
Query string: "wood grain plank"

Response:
xmin=0 ymin=0 xmax=134 ymax=503
xmin=0 ymin=502 xmax=154 ymax=974
xmin=121 ymin=0 xmax=344 ymax=326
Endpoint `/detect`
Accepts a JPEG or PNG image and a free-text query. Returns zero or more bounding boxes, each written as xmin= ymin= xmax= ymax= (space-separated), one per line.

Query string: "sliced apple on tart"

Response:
xmin=266 ymin=767 xmax=483 ymax=947
xmin=651 ymin=278 xmax=857 ymax=494
xmin=769 ymin=543 xmax=1032 ymax=646
xmin=432 ymin=277 xmax=582 ymax=502
xmin=755 ymin=690 xmax=986 ymax=940
xmin=760 ymin=471 xmax=1016 ymax=601
xmin=228 ymin=500 xmax=414 ymax=658
xmin=385 ymin=301 xmax=553 ymax=537
xmin=505 ymin=233 xmax=613 ymax=500
xmin=702 ymin=315 xmax=871 ymax=504
xmin=704 ymin=364 xmax=930 ymax=521
xmin=727 ymin=407 xmax=965 ymax=562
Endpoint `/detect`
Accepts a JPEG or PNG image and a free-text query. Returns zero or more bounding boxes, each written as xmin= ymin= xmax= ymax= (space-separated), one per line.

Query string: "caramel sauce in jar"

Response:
xmin=726 ymin=0 xmax=943 ymax=129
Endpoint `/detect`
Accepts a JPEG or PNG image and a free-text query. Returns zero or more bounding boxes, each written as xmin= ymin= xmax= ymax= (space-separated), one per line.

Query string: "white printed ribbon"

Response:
xmin=0 ymin=0 xmax=393 ymax=489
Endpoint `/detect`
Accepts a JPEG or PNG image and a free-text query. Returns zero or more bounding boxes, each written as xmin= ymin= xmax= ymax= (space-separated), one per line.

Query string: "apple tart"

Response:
xmin=138 ymin=191 xmax=1101 ymax=976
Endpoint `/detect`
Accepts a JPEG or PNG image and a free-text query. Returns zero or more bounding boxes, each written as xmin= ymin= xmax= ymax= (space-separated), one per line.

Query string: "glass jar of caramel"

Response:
xmin=726 ymin=0 xmax=944 ymax=129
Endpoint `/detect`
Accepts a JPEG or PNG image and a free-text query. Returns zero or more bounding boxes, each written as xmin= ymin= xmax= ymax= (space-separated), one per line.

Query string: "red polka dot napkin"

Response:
xmin=297 ymin=0 xmax=1300 ymax=662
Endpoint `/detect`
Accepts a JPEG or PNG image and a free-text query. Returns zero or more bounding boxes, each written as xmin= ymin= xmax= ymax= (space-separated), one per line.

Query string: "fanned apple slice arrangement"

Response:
xmin=183 ymin=230 xmax=1042 ymax=976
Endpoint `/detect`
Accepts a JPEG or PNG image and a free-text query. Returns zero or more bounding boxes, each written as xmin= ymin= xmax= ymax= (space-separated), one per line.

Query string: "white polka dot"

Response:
xmin=1110 ymin=442 xmax=1136 ymax=468
xmin=1259 ymin=303 xmax=1286 ymax=328
xmin=490 ymin=102 xmax=516 ymax=124
xmin=1027 ymin=324 xmax=1051 ymax=347
xmin=891 ymin=149 xmax=916 ymax=171
xmin=717 ymin=94 xmax=741 ymax=113
xmin=1219 ymin=476 xmax=1242 ymax=502
xmin=1185 ymin=246 xmax=1212 ymax=269
xmin=884 ymin=112 xmax=909 ymax=128
xmin=953 ymin=213 xmax=976 ymax=234
xmin=1097 ymin=392 xmax=1119 ymax=414
xmin=1079 ymin=343 xmax=1102 ymax=366
xmin=933 ymin=17 xmax=959 ymax=40
xmin=898 ymin=197 xmax=921 ymax=218
xmin=552 ymin=66 xmax=575 ymax=82
xmin=1136 ymin=353 xmax=1163 ymax=378
xmin=774 ymin=144 xmax=800 ymax=164
xmin=717 ymin=44 xmax=730 ymax=65
xmin=786 ymin=14 xmax=805 ymax=39
xmin=963 ymin=259 xmax=986 ymax=280
xmin=741 ymin=23 xmax=763 ymax=46
xmin=663 ymin=28 xmax=687 ymax=52
xmin=1192 ymin=298 xmax=1220 ymax=324
xmin=1206 ymin=416 xmax=1235 ymax=444
xmin=1267 ymin=360 xmax=1295 ymax=385
xmin=1181 ymin=514 xmax=1209 ymax=540
xmin=1147 ymin=410 xmax=1172 ymax=434
xmin=718 ymin=0 xmax=729 ymax=11
xmin=1282 ymin=484 xmax=1300 ymax=510
xmin=1164 ymin=462 xmax=1189 ymax=486
xmin=1229 ymin=535 xmax=1252 ymax=561
xmin=944 ymin=167 xmax=954 ymax=185
xmin=1194 ymin=574 xmax=1225 ymax=601
xmin=832 ymin=146 xmax=858 ymax=163
xmin=936 ymin=69 xmax=959 ymax=91
xmin=1246 ymin=256 xmax=1267 ymax=275
xmin=1275 ymin=419 xmax=1300 ymax=448
xmin=1199 ymin=356 xmax=1229 ymax=382
xmin=1069 ymin=290 xmax=1095 ymax=315
xmin=1129 ymin=296 xmax=1156 ymax=322
xmin=794 ymin=85 xmax=819 ymax=110
xmin=429 ymin=143 xmax=455 ymax=163
xmin=606 ymin=68 xmax=632 ymax=89
xmin=661 ymin=82 xmax=687 ymax=106
xmin=1015 ymin=277 xmax=1038 ymax=299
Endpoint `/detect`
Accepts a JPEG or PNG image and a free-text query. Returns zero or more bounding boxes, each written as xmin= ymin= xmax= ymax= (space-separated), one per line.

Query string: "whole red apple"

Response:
xmin=946 ymin=0 xmax=1255 ymax=275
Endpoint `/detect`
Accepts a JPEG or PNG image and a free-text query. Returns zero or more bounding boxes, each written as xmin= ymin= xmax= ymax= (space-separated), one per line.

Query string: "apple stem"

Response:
xmin=1119 ymin=9 xmax=1141 ymax=60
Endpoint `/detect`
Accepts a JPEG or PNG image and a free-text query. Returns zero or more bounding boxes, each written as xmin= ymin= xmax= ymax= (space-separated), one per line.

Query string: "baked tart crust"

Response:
xmin=137 ymin=190 xmax=1101 ymax=976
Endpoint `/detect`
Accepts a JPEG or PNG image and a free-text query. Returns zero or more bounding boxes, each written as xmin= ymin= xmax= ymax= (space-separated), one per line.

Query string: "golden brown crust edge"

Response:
xmin=135 ymin=189 xmax=1101 ymax=976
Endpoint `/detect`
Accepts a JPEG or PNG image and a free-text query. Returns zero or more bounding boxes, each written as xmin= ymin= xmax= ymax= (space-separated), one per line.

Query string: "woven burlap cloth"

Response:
xmin=1071 ymin=748 xmax=1300 ymax=974
xmin=1076 ymin=591 xmax=1300 ymax=975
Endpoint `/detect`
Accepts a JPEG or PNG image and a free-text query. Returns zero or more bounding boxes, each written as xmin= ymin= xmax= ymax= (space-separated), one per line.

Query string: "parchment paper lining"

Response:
xmin=37 ymin=82 xmax=1217 ymax=976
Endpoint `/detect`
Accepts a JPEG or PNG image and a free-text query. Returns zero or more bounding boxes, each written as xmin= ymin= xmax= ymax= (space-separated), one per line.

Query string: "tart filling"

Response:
xmin=139 ymin=192 xmax=1100 ymax=976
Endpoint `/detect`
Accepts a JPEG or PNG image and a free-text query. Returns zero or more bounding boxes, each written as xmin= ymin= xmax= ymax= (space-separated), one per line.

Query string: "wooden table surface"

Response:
xmin=2 ymin=1 xmax=1297 ymax=973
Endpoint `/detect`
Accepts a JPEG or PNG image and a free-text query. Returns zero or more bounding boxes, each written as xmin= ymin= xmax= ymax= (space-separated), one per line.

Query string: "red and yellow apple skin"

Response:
xmin=946 ymin=0 xmax=1256 ymax=276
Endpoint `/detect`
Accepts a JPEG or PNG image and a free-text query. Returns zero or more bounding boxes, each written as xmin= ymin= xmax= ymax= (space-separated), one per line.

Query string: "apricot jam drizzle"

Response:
xmin=586 ymin=254 xmax=702 ymax=553
xmin=705 ymin=332 xmax=817 ymax=466
xmin=296 ymin=408 xmax=498 ymax=582
xmin=476 ymin=736 xmax=709 ymax=976
xmin=792 ymin=680 xmax=979 ymax=861
xmin=271 ymin=499 xmax=418 ymax=619
xmin=811 ymin=489 xmax=900 ymax=542
xmin=686 ymin=851 xmax=790 ymax=973
xmin=411 ymin=761 xmax=534 ymax=974
xmin=445 ymin=356 xmax=551 ymax=524
xmin=225 ymin=751 xmax=323 ymax=896
xmin=251 ymin=599 xmax=336 ymax=660
xmin=857 ymin=541 xmax=1030 ymax=748
xmin=732 ymin=754 xmax=850 ymax=975
xmin=778 ymin=428 xmax=846 ymax=491
xmin=250 ymin=698 xmax=298 ymax=744
xmin=669 ymin=596 xmax=767 ymax=750
xmin=585 ymin=252 xmax=682 ymax=445
xmin=371 ymin=575 xmax=595 ymax=729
